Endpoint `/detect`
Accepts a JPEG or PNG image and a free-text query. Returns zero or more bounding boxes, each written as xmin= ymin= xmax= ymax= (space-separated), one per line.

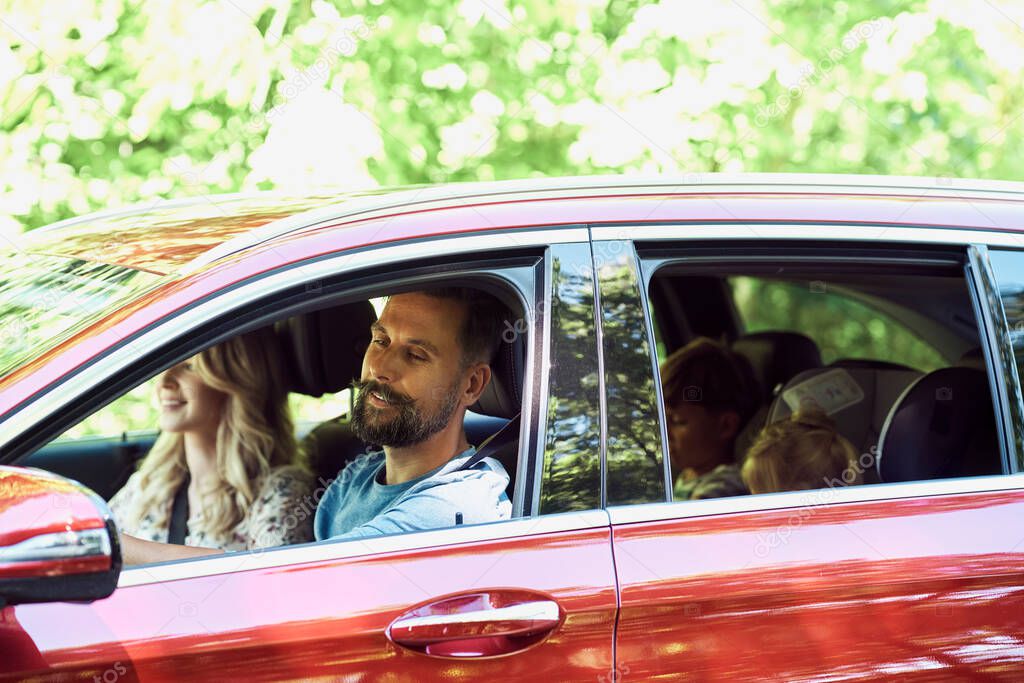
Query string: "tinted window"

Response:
xmin=989 ymin=250 xmax=1024 ymax=380
xmin=730 ymin=276 xmax=945 ymax=371
xmin=538 ymin=243 xmax=602 ymax=514
xmin=595 ymin=241 xmax=667 ymax=505
xmin=982 ymin=248 xmax=1024 ymax=468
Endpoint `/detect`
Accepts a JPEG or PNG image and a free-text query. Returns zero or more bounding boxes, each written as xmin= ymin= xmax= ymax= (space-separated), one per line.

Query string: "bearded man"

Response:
xmin=313 ymin=288 xmax=513 ymax=541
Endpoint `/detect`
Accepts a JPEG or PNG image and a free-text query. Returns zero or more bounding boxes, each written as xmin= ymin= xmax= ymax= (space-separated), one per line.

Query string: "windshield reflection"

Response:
xmin=0 ymin=252 xmax=161 ymax=380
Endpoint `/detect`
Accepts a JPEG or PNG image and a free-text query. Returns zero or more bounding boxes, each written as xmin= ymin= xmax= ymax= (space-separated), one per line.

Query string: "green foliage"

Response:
xmin=3 ymin=0 xmax=1024 ymax=239
xmin=7 ymin=1 xmax=1018 ymax=464
xmin=730 ymin=276 xmax=946 ymax=372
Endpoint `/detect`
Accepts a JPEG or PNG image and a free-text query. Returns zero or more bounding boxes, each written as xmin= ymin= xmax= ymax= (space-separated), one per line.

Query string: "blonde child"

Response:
xmin=742 ymin=407 xmax=861 ymax=494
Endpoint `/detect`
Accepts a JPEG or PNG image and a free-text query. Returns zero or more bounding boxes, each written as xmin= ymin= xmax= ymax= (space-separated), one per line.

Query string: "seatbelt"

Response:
xmin=456 ymin=413 xmax=521 ymax=472
xmin=168 ymin=475 xmax=190 ymax=545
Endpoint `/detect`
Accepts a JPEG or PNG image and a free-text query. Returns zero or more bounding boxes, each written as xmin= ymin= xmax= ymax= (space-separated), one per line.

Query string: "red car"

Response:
xmin=3 ymin=175 xmax=1024 ymax=680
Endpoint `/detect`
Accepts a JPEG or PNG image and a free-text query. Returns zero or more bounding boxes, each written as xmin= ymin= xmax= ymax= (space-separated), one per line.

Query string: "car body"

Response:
xmin=3 ymin=174 xmax=1024 ymax=680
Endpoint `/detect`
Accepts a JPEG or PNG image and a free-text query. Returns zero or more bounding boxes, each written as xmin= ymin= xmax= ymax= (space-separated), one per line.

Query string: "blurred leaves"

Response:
xmin=4 ymin=0 xmax=1024 ymax=244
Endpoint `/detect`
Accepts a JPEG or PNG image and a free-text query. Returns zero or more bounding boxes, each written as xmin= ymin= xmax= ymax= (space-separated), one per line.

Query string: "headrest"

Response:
xmin=877 ymin=367 xmax=1000 ymax=482
xmin=471 ymin=330 xmax=524 ymax=419
xmin=956 ymin=347 xmax=985 ymax=370
xmin=732 ymin=331 xmax=823 ymax=402
xmin=277 ymin=301 xmax=376 ymax=396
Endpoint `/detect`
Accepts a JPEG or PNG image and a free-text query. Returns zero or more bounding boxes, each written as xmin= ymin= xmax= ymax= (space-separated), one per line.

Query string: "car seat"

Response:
xmin=731 ymin=331 xmax=823 ymax=460
xmin=876 ymin=366 xmax=1001 ymax=482
xmin=764 ymin=363 xmax=924 ymax=483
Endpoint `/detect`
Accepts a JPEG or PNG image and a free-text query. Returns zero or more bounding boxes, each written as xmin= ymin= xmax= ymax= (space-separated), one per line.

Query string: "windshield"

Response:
xmin=0 ymin=251 xmax=163 ymax=380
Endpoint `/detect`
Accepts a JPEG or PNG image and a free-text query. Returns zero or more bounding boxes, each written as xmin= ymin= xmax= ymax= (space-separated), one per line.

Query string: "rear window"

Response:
xmin=729 ymin=276 xmax=946 ymax=372
xmin=0 ymin=251 xmax=162 ymax=380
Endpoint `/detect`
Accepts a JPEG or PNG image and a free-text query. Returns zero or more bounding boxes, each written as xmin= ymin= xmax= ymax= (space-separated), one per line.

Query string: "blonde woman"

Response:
xmin=741 ymin=407 xmax=861 ymax=495
xmin=111 ymin=328 xmax=314 ymax=564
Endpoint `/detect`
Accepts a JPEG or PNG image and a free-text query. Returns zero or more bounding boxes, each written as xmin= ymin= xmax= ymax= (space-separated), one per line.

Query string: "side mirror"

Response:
xmin=0 ymin=466 xmax=121 ymax=607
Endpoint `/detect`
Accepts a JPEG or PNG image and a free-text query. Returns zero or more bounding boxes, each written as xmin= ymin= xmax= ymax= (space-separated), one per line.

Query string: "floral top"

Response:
xmin=109 ymin=465 xmax=316 ymax=551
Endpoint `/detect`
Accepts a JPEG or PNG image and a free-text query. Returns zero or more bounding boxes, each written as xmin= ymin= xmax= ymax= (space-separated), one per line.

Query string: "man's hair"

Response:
xmin=660 ymin=337 xmax=759 ymax=424
xmin=420 ymin=286 xmax=511 ymax=367
xmin=741 ymin=407 xmax=860 ymax=494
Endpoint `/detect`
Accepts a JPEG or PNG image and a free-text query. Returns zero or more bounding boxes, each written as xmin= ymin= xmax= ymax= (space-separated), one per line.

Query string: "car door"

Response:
xmin=594 ymin=229 xmax=1024 ymax=681
xmin=2 ymin=234 xmax=618 ymax=681
xmin=7 ymin=514 xmax=615 ymax=681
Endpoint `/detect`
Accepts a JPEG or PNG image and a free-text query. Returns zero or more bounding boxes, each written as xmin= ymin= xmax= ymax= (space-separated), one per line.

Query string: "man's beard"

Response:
xmin=350 ymin=378 xmax=461 ymax=448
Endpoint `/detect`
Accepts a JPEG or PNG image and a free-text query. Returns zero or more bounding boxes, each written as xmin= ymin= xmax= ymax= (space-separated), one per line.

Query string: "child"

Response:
xmin=661 ymin=337 xmax=759 ymax=500
xmin=742 ymin=407 xmax=861 ymax=494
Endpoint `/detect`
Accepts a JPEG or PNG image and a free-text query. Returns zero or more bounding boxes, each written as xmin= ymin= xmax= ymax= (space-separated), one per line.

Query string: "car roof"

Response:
xmin=15 ymin=173 xmax=1024 ymax=277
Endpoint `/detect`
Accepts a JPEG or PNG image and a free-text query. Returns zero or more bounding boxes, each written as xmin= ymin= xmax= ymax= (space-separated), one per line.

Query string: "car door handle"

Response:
xmin=387 ymin=592 xmax=562 ymax=657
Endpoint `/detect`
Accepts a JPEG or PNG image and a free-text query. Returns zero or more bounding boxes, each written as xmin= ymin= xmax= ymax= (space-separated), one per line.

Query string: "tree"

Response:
xmin=3 ymin=0 xmax=1024 ymax=240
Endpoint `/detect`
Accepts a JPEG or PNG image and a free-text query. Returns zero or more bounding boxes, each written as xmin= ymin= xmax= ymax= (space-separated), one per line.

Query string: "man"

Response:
xmin=314 ymin=288 xmax=512 ymax=540
xmin=120 ymin=287 xmax=512 ymax=564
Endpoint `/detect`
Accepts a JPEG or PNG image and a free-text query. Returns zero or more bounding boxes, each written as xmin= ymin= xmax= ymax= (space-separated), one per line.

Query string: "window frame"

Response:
xmin=969 ymin=244 xmax=1024 ymax=473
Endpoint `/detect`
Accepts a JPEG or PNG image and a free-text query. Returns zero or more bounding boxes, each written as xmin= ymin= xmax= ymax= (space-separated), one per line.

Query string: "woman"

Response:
xmin=110 ymin=328 xmax=314 ymax=564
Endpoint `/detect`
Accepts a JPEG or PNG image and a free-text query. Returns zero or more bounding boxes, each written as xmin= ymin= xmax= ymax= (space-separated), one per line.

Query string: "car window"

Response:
xmin=0 ymin=251 xmax=163 ymax=381
xmin=982 ymin=248 xmax=1024 ymax=466
xmin=55 ymin=381 xmax=352 ymax=441
xmin=595 ymin=241 xmax=668 ymax=506
xmin=988 ymin=249 xmax=1024 ymax=380
xmin=537 ymin=244 xmax=603 ymax=514
xmin=29 ymin=261 xmax=554 ymax=568
xmin=728 ymin=276 xmax=946 ymax=372
xmin=639 ymin=253 xmax=1002 ymax=507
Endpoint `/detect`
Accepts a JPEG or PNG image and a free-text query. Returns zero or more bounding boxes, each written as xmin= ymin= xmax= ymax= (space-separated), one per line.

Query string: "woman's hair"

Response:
xmin=742 ymin=407 xmax=861 ymax=494
xmin=660 ymin=337 xmax=759 ymax=425
xmin=130 ymin=327 xmax=301 ymax=537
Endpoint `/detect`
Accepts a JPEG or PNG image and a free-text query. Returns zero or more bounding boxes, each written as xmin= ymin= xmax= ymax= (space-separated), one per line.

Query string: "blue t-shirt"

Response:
xmin=314 ymin=447 xmax=512 ymax=541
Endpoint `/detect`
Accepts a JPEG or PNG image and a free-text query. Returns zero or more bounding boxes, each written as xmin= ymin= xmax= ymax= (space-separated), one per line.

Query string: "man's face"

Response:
xmin=351 ymin=293 xmax=471 ymax=448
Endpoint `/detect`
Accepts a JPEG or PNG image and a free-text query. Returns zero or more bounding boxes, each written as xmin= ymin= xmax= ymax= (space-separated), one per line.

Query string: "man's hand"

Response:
xmin=120 ymin=533 xmax=224 ymax=566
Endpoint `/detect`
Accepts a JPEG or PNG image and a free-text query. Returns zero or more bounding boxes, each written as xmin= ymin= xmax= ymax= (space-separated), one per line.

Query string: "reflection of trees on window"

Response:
xmin=0 ymin=252 xmax=161 ymax=379
xmin=998 ymin=281 xmax=1024 ymax=401
xmin=539 ymin=244 xmax=601 ymax=514
xmin=596 ymin=246 xmax=666 ymax=505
